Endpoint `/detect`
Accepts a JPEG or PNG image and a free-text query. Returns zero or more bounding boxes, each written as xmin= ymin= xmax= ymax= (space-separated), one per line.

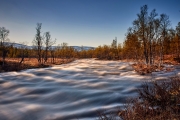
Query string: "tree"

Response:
xmin=123 ymin=28 xmax=141 ymax=60
xmin=117 ymin=43 xmax=122 ymax=59
xmin=111 ymin=37 xmax=117 ymax=49
xmin=61 ymin=42 xmax=68 ymax=59
xmin=147 ymin=9 xmax=158 ymax=64
xmin=0 ymin=27 xmax=10 ymax=67
xmin=130 ymin=5 xmax=172 ymax=66
xmin=153 ymin=18 xmax=161 ymax=64
xmin=176 ymin=22 xmax=180 ymax=58
xmin=50 ymin=46 xmax=55 ymax=63
xmin=19 ymin=42 xmax=28 ymax=65
xmin=168 ymin=28 xmax=176 ymax=56
xmin=158 ymin=14 xmax=170 ymax=65
xmin=43 ymin=32 xmax=56 ymax=63
xmin=32 ymin=23 xmax=43 ymax=64
xmin=133 ymin=5 xmax=149 ymax=64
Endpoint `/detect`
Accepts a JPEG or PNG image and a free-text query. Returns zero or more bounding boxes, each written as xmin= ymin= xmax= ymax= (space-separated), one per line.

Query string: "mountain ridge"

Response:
xmin=4 ymin=42 xmax=95 ymax=51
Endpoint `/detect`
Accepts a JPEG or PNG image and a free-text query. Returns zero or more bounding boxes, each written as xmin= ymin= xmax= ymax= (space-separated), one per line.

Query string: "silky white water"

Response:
xmin=0 ymin=59 xmax=176 ymax=120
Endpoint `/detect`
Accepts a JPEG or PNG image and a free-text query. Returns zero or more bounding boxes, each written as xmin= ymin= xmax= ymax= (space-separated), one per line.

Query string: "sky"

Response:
xmin=0 ymin=0 xmax=179 ymax=47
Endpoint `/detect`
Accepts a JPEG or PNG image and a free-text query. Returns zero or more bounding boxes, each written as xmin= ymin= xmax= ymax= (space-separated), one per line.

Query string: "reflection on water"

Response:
xmin=0 ymin=59 xmax=151 ymax=120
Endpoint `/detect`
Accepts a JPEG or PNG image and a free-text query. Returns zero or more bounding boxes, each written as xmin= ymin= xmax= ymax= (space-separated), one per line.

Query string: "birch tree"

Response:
xmin=176 ymin=22 xmax=180 ymax=59
xmin=32 ymin=23 xmax=43 ymax=64
xmin=43 ymin=32 xmax=56 ymax=63
xmin=0 ymin=27 xmax=10 ymax=67
xmin=159 ymin=14 xmax=170 ymax=65
xmin=133 ymin=5 xmax=149 ymax=64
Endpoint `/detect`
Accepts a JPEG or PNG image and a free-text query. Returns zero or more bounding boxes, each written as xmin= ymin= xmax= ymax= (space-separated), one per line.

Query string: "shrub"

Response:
xmin=98 ymin=77 xmax=180 ymax=120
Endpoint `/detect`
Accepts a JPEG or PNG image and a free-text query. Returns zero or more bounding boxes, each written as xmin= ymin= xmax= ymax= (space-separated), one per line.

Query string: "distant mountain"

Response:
xmin=10 ymin=43 xmax=95 ymax=51
xmin=69 ymin=46 xmax=94 ymax=51
xmin=12 ymin=43 xmax=32 ymax=49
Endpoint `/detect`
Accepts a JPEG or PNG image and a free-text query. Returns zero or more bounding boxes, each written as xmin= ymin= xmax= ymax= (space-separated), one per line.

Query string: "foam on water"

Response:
xmin=0 ymin=59 xmax=178 ymax=120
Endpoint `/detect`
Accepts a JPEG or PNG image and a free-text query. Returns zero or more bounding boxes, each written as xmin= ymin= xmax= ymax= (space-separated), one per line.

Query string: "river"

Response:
xmin=0 ymin=59 xmax=161 ymax=120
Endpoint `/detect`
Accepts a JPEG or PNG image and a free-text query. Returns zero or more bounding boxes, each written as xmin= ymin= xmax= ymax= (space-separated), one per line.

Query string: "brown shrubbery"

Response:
xmin=132 ymin=63 xmax=163 ymax=75
xmin=132 ymin=61 xmax=176 ymax=75
xmin=131 ymin=55 xmax=178 ymax=75
xmin=0 ymin=58 xmax=74 ymax=72
xmin=99 ymin=77 xmax=180 ymax=120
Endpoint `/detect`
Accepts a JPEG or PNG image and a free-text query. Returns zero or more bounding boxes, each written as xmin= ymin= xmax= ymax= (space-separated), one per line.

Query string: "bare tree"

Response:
xmin=147 ymin=9 xmax=158 ymax=65
xmin=61 ymin=42 xmax=68 ymax=59
xmin=111 ymin=37 xmax=117 ymax=49
xmin=133 ymin=5 xmax=149 ymax=64
xmin=159 ymin=14 xmax=170 ymax=65
xmin=32 ymin=23 xmax=43 ymax=64
xmin=123 ymin=27 xmax=141 ymax=60
xmin=43 ymin=32 xmax=56 ymax=63
xmin=0 ymin=27 xmax=10 ymax=67
xmin=50 ymin=47 xmax=55 ymax=64
xmin=130 ymin=5 xmax=171 ymax=66
xmin=19 ymin=42 xmax=28 ymax=65
xmin=153 ymin=18 xmax=161 ymax=64
xmin=176 ymin=22 xmax=180 ymax=59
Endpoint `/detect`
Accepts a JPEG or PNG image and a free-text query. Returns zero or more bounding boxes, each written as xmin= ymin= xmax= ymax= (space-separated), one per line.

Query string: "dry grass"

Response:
xmin=119 ymin=77 xmax=180 ymax=120
xmin=132 ymin=63 xmax=164 ymax=75
xmin=0 ymin=58 xmax=74 ymax=72
xmin=98 ymin=77 xmax=180 ymax=120
xmin=123 ymin=55 xmax=179 ymax=75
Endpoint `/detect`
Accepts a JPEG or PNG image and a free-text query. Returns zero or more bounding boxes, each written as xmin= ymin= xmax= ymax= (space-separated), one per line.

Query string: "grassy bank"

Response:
xmin=0 ymin=58 xmax=75 ymax=72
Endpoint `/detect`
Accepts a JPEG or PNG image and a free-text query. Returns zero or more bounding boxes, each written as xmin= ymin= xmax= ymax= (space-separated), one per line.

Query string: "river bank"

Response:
xmin=0 ymin=58 xmax=75 ymax=72
xmin=1 ymin=59 xmax=179 ymax=119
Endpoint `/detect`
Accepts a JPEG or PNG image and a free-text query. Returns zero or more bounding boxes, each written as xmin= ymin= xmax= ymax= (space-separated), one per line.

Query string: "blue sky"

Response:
xmin=0 ymin=0 xmax=179 ymax=47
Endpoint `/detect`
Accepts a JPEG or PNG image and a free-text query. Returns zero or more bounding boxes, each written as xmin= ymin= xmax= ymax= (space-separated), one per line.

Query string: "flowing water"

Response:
xmin=0 ymin=59 xmax=154 ymax=120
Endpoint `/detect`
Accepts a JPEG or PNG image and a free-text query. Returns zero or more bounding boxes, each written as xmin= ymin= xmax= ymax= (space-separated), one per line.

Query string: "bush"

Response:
xmin=98 ymin=77 xmax=180 ymax=120
xmin=132 ymin=63 xmax=164 ymax=75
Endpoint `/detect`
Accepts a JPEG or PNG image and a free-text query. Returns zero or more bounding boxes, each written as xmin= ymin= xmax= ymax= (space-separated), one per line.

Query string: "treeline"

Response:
xmin=1 ymin=5 xmax=180 ymax=68
xmin=0 ymin=24 xmax=95 ymax=66
xmin=95 ymin=5 xmax=180 ymax=65
xmin=123 ymin=5 xmax=180 ymax=66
